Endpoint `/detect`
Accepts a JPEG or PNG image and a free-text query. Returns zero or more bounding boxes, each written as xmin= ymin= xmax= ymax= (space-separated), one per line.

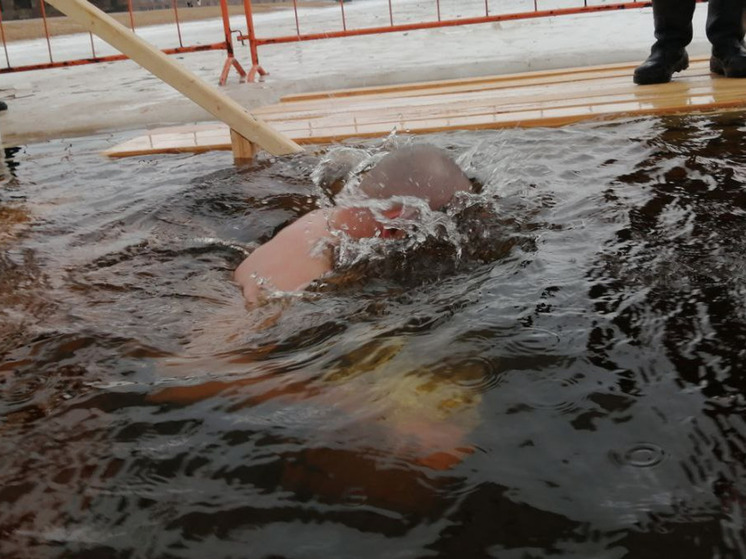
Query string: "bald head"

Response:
xmin=357 ymin=145 xmax=471 ymax=210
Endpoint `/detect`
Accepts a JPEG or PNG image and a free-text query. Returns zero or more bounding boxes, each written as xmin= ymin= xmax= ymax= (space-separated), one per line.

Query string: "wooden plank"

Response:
xmin=104 ymin=58 xmax=746 ymax=158
xmin=256 ymin=82 xmax=742 ymax=132
xmin=251 ymin=85 xmax=739 ymax=136
xmin=278 ymin=60 xmax=646 ymax=102
xmin=258 ymin=66 xmax=716 ymax=122
xmin=254 ymin=83 xmax=746 ymax=141
xmin=254 ymin=80 xmax=712 ymax=125
xmin=279 ymin=57 xmax=713 ymax=103
xmin=45 ymin=0 xmax=301 ymax=157
xmin=104 ymin=125 xmax=232 ymax=157
xmin=269 ymin=72 xmax=642 ymax=115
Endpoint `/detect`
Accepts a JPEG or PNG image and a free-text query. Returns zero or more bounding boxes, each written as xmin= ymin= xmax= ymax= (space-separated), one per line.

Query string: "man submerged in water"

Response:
xmin=155 ymin=146 xmax=478 ymax=478
xmin=234 ymin=144 xmax=473 ymax=304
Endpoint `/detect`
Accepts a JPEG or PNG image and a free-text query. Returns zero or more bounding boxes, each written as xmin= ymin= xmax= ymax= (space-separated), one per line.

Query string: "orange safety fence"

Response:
xmin=238 ymin=0 xmax=708 ymax=81
xmin=0 ymin=0 xmax=246 ymax=85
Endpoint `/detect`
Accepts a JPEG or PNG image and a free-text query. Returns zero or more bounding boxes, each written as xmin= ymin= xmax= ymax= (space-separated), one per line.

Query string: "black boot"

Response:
xmin=0 ymin=101 xmax=7 ymax=111
xmin=634 ymin=0 xmax=696 ymax=84
xmin=634 ymin=46 xmax=690 ymax=84
xmin=708 ymin=0 xmax=746 ymax=77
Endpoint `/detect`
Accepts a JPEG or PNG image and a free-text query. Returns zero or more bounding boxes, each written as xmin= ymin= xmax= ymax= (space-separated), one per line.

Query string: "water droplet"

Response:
xmin=625 ymin=444 xmax=665 ymax=467
xmin=503 ymin=327 xmax=561 ymax=355
xmin=609 ymin=443 xmax=665 ymax=468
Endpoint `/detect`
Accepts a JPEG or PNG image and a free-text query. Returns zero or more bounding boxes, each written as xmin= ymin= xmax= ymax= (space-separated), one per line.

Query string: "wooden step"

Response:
xmin=104 ymin=57 xmax=746 ymax=158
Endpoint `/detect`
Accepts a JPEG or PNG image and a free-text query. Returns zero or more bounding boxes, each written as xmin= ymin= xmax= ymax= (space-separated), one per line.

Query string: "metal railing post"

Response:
xmin=0 ymin=3 xmax=10 ymax=68
xmin=38 ymin=0 xmax=54 ymax=62
xmin=219 ymin=0 xmax=247 ymax=85
xmin=242 ymin=0 xmax=267 ymax=82
xmin=171 ymin=0 xmax=183 ymax=47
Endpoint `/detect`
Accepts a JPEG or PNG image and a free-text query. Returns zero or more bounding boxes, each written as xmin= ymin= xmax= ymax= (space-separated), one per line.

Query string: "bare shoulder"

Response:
xmin=234 ymin=209 xmax=337 ymax=304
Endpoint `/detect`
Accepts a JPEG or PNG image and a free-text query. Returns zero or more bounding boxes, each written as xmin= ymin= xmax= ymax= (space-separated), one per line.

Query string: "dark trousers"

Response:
xmin=652 ymin=0 xmax=746 ymax=50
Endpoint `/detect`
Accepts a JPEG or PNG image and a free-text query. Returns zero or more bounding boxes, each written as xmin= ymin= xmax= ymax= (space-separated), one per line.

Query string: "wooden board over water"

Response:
xmin=105 ymin=57 xmax=746 ymax=157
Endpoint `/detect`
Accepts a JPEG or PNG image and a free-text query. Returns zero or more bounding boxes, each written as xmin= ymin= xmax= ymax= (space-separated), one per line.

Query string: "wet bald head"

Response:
xmin=358 ymin=145 xmax=472 ymax=210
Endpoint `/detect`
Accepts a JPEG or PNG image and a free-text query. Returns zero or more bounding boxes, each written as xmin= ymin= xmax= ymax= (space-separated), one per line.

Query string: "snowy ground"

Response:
xmin=0 ymin=0 xmax=713 ymax=145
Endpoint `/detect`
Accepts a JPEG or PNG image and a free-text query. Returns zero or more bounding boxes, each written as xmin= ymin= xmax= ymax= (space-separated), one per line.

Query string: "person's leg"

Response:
xmin=708 ymin=0 xmax=746 ymax=77
xmin=634 ymin=0 xmax=696 ymax=85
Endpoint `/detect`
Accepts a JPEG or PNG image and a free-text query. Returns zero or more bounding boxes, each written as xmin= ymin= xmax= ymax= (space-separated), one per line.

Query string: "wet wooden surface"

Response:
xmin=105 ymin=57 xmax=746 ymax=157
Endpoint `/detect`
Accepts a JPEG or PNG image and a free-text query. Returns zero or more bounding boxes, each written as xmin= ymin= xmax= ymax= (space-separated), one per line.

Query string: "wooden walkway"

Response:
xmin=105 ymin=57 xmax=746 ymax=157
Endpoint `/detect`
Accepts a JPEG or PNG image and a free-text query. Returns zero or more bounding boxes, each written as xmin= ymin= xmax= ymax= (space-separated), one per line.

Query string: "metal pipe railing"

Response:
xmin=0 ymin=0 xmax=245 ymax=85
xmin=237 ymin=0 xmax=707 ymax=81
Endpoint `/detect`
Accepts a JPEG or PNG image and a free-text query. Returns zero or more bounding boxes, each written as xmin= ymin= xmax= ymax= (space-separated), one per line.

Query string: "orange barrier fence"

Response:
xmin=0 ymin=0 xmax=246 ymax=85
xmin=238 ymin=0 xmax=708 ymax=81
xmin=1 ymin=0 xmax=711 ymax=85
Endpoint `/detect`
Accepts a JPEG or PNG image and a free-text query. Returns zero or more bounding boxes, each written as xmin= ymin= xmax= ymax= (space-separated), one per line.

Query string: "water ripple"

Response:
xmin=609 ymin=443 xmax=666 ymax=469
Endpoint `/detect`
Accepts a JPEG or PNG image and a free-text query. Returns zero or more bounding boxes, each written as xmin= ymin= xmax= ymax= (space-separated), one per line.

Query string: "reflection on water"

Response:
xmin=1 ymin=115 xmax=746 ymax=557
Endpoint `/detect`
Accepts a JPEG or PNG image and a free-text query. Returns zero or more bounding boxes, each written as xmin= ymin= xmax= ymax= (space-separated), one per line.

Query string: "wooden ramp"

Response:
xmin=105 ymin=57 xmax=746 ymax=157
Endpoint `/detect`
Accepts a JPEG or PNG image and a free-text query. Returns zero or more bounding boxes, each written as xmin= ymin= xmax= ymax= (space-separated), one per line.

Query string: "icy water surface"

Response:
xmin=1 ymin=115 xmax=746 ymax=558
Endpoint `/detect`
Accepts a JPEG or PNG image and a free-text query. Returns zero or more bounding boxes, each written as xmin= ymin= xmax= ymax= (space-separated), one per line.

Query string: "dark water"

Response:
xmin=1 ymin=114 xmax=746 ymax=558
